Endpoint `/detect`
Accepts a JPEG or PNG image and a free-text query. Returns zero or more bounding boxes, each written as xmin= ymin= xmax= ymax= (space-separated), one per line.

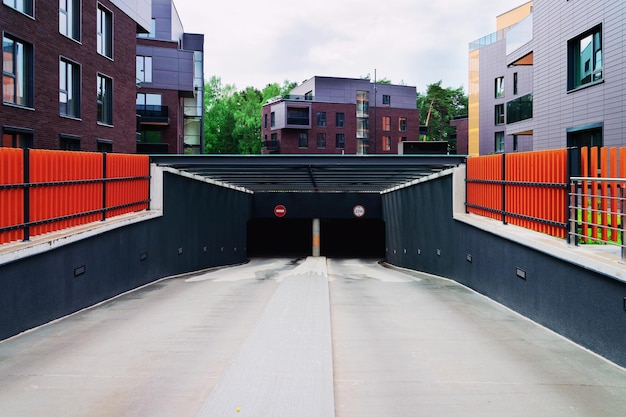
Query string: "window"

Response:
xmin=335 ymin=133 xmax=345 ymax=149
xmin=136 ymin=56 xmax=152 ymax=83
xmin=382 ymin=94 xmax=391 ymax=106
xmin=96 ymin=74 xmax=113 ymax=125
xmin=60 ymin=0 xmax=81 ymax=41
xmin=513 ymin=135 xmax=518 ymax=152
xmin=139 ymin=130 xmax=162 ymax=143
xmin=495 ymin=104 xmax=505 ymax=125
xmin=568 ymin=25 xmax=602 ymax=90
xmin=316 ymin=133 xmax=326 ymax=148
xmin=97 ymin=4 xmax=113 ymax=58
xmin=3 ymin=0 xmax=33 ymax=16
xmin=566 ymin=123 xmax=603 ymax=149
xmin=2 ymin=128 xmax=32 ymax=148
xmin=287 ymin=107 xmax=309 ymax=125
xmin=316 ymin=111 xmax=326 ymax=127
xmin=2 ymin=35 xmax=33 ymax=107
xmin=270 ymin=112 xmax=275 ymax=128
xmin=264 ymin=113 xmax=267 ymax=128
xmin=506 ymin=93 xmax=532 ymax=124
xmin=513 ymin=72 xmax=518 ymax=95
xmin=335 ymin=112 xmax=344 ymax=128
xmin=60 ymin=58 xmax=81 ymax=118
xmin=59 ymin=134 xmax=81 ymax=150
xmin=298 ymin=132 xmax=308 ymax=148
xmin=495 ymin=132 xmax=505 ymax=153
xmin=382 ymin=136 xmax=391 ymax=151
xmin=382 ymin=116 xmax=391 ymax=131
xmin=495 ymin=76 xmax=504 ymax=98
xmin=97 ymin=139 xmax=113 ymax=152
xmin=137 ymin=19 xmax=156 ymax=39
xmin=136 ymin=92 xmax=161 ymax=107
xmin=398 ymin=117 xmax=407 ymax=132
xmin=356 ymin=90 xmax=369 ymax=117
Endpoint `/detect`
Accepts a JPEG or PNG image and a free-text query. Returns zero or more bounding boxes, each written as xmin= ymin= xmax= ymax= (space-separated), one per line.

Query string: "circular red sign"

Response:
xmin=353 ymin=205 xmax=365 ymax=217
xmin=274 ymin=205 xmax=287 ymax=217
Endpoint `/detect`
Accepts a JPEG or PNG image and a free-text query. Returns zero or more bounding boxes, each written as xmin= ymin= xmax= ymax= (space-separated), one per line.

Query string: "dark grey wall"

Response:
xmin=0 ymin=172 xmax=251 ymax=341
xmin=383 ymin=174 xmax=626 ymax=367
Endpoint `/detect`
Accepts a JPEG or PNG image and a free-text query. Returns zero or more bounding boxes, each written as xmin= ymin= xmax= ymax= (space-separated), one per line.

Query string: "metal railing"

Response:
xmin=568 ymin=177 xmax=626 ymax=260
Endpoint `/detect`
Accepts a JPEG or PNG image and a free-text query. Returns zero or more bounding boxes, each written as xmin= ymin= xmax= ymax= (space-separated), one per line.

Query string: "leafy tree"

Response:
xmin=204 ymin=77 xmax=296 ymax=154
xmin=416 ymin=81 xmax=467 ymax=144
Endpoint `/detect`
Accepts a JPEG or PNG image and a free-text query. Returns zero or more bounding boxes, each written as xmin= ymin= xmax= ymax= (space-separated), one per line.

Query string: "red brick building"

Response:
xmin=1 ymin=1 xmax=151 ymax=152
xmin=262 ymin=76 xmax=420 ymax=155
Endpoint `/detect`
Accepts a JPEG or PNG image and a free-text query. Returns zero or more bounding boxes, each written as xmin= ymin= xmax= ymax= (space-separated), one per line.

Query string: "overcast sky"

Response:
xmin=173 ymin=0 xmax=526 ymax=93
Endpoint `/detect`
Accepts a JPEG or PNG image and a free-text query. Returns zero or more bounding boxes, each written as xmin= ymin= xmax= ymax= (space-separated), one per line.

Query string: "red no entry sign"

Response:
xmin=274 ymin=205 xmax=286 ymax=217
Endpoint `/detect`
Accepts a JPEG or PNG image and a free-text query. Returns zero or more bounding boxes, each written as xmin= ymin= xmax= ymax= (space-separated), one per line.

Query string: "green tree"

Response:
xmin=416 ymin=81 xmax=467 ymax=144
xmin=204 ymin=77 xmax=297 ymax=154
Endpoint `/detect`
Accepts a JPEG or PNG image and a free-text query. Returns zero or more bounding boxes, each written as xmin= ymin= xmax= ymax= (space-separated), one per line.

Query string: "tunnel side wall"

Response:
xmin=0 ymin=172 xmax=251 ymax=341
xmin=382 ymin=173 xmax=626 ymax=368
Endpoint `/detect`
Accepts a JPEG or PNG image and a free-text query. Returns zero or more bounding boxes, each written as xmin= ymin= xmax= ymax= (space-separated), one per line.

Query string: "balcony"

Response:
xmin=136 ymin=105 xmax=170 ymax=126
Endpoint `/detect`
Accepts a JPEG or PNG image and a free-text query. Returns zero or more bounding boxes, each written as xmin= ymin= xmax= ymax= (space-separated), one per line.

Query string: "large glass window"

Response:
xmin=97 ymin=4 xmax=113 ymax=58
xmin=60 ymin=0 xmax=81 ymax=41
xmin=495 ymin=76 xmax=505 ymax=98
xmin=356 ymin=90 xmax=369 ymax=117
xmin=60 ymin=58 xmax=81 ymax=118
xmin=495 ymin=132 xmax=505 ymax=153
xmin=136 ymin=56 xmax=152 ymax=83
xmin=2 ymin=35 xmax=33 ymax=107
xmin=287 ymin=107 xmax=309 ymax=125
xmin=506 ymin=93 xmax=532 ymax=124
xmin=96 ymin=73 xmax=113 ymax=125
xmin=568 ymin=25 xmax=602 ymax=90
xmin=4 ymin=0 xmax=33 ymax=16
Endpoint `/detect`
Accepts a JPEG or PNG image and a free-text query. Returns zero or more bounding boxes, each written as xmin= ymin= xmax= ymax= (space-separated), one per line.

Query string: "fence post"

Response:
xmin=22 ymin=148 xmax=30 ymax=241
xmin=102 ymin=152 xmax=107 ymax=221
xmin=566 ymin=147 xmax=580 ymax=245
xmin=621 ymin=185 xmax=625 ymax=261
xmin=501 ymin=153 xmax=507 ymax=225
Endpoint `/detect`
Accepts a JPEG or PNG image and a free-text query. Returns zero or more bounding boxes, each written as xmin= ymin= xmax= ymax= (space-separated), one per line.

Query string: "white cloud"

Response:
xmin=174 ymin=0 xmax=527 ymax=92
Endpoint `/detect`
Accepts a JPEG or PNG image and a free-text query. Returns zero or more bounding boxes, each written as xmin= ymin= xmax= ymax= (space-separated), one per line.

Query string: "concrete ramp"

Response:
xmin=196 ymin=257 xmax=334 ymax=417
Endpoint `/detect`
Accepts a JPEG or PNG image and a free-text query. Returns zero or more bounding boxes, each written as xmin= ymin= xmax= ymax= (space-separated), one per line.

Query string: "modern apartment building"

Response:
xmin=1 ymin=1 xmax=151 ymax=153
xmin=469 ymin=0 xmax=625 ymax=155
xmin=261 ymin=76 xmax=420 ymax=155
xmin=136 ymin=0 xmax=205 ymax=154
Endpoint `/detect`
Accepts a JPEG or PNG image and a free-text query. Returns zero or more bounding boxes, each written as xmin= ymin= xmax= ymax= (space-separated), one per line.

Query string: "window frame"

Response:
xmin=3 ymin=0 xmax=33 ymax=17
xmin=382 ymin=94 xmax=391 ymax=106
xmin=335 ymin=112 xmax=344 ymax=128
xmin=568 ymin=24 xmax=603 ymax=91
xmin=96 ymin=4 xmax=113 ymax=59
xmin=382 ymin=135 xmax=391 ymax=151
xmin=96 ymin=73 xmax=113 ymax=125
xmin=136 ymin=55 xmax=152 ymax=83
xmin=298 ymin=132 xmax=308 ymax=148
xmin=495 ymin=76 xmax=505 ymax=98
xmin=59 ymin=0 xmax=81 ymax=41
xmin=316 ymin=111 xmax=326 ymax=127
xmin=335 ymin=133 xmax=345 ymax=149
xmin=495 ymin=131 xmax=505 ymax=153
xmin=382 ymin=116 xmax=391 ymax=131
xmin=316 ymin=133 xmax=326 ymax=149
xmin=2 ymin=34 xmax=34 ymax=108
xmin=495 ymin=104 xmax=505 ymax=125
xmin=59 ymin=57 xmax=81 ymax=119
xmin=2 ymin=127 xmax=33 ymax=148
xmin=398 ymin=117 xmax=407 ymax=132
xmin=59 ymin=134 xmax=81 ymax=151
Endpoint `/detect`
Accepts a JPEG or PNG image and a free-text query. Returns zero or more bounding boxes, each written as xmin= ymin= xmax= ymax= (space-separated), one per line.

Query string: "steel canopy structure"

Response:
xmin=150 ymin=154 xmax=467 ymax=194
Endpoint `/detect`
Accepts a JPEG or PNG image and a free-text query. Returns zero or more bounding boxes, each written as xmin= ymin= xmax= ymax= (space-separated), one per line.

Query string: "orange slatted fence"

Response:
xmin=467 ymin=149 xmax=568 ymax=238
xmin=0 ymin=148 xmax=24 ymax=244
xmin=466 ymin=154 xmax=503 ymax=221
xmin=0 ymin=149 xmax=149 ymax=246
xmin=105 ymin=153 xmax=150 ymax=218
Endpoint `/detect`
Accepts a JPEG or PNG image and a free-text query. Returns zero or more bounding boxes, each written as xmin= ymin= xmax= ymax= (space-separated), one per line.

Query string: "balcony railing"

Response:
xmin=136 ymin=105 xmax=170 ymax=125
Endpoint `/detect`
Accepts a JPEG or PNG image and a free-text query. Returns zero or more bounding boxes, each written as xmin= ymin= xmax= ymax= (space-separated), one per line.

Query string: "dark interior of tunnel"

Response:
xmin=247 ymin=218 xmax=386 ymax=258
